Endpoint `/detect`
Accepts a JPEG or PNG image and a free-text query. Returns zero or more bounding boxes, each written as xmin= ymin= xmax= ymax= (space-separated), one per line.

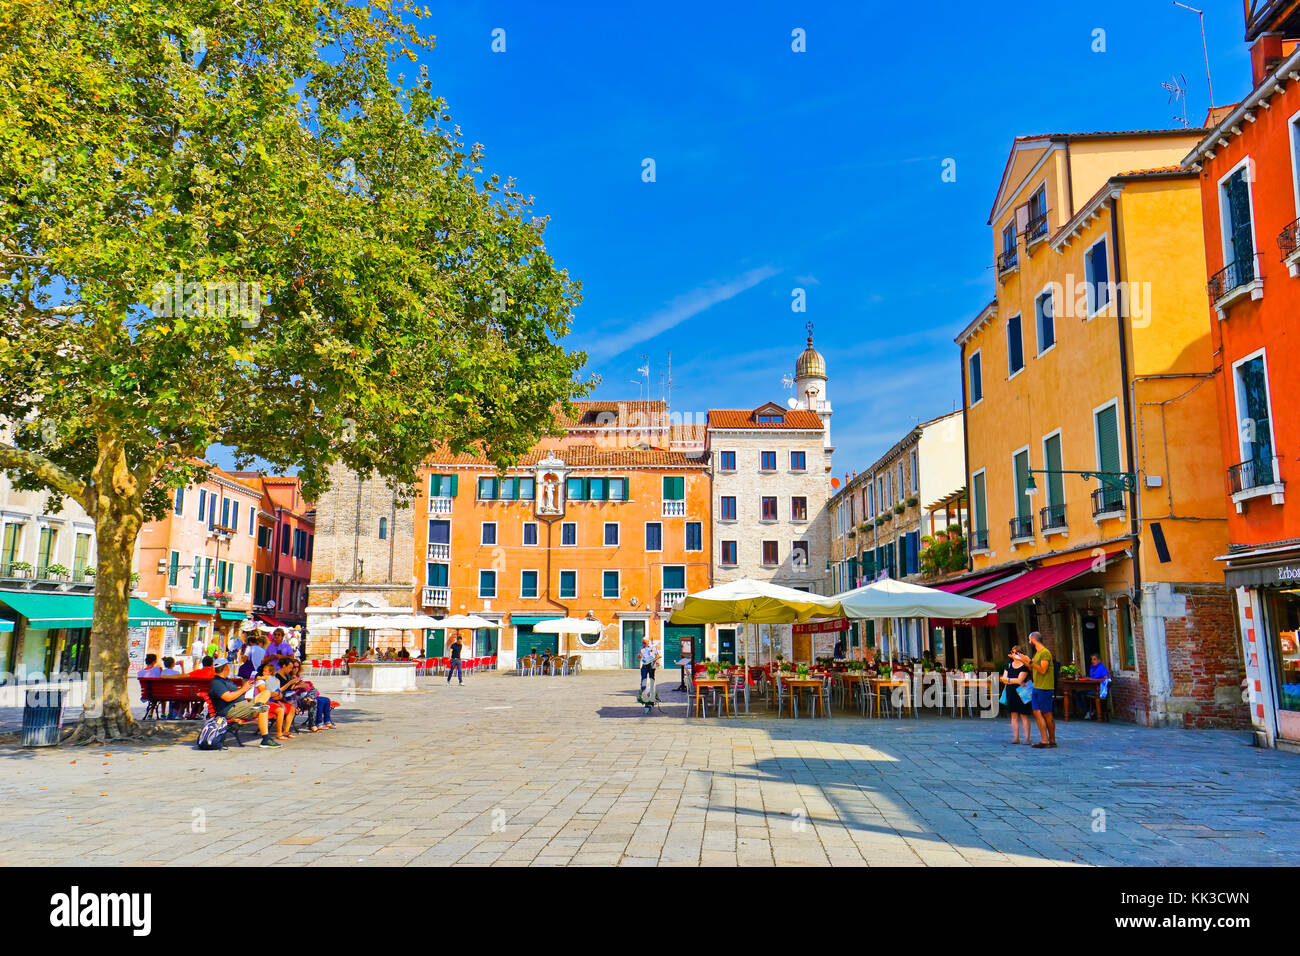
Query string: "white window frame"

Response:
xmin=1217 ymin=156 xmax=1259 ymax=271
xmin=558 ymin=569 xmax=578 ymax=600
xmin=1011 ymin=443 xmax=1033 ymax=538
xmin=522 ymin=521 xmax=538 ymax=547
xmin=1091 ymin=397 xmax=1122 ymax=473
xmin=968 ymin=348 xmax=983 ymax=406
xmin=720 ymin=540 xmax=738 ymax=567
xmin=1289 ymin=107 xmax=1300 ymax=219
xmin=645 ymin=521 xmax=663 ymax=552
xmin=478 ymin=569 xmax=497 ymax=599
xmin=685 ymin=521 xmax=703 ymax=552
xmin=560 ymin=521 xmax=577 ymax=546
xmin=789 ymin=450 xmax=807 ymax=472
xmin=897 ymin=462 xmax=904 ymax=502
xmin=1034 ymin=284 xmax=1057 ymax=357
xmin=1040 ymin=428 xmax=1066 ymax=536
xmin=1231 ymin=347 xmax=1279 ymax=467
xmin=759 ymin=495 xmax=778 ymax=523
xmin=602 ymin=569 xmax=620 ymax=600
xmin=970 ymin=466 xmax=989 ymax=552
xmin=1006 ymin=313 xmax=1025 ymax=378
xmin=603 ymin=521 xmax=619 ymax=547
xmin=519 ymin=568 xmax=540 ymax=600
xmin=760 ymin=540 xmax=779 ymax=567
xmin=790 ymin=496 xmax=808 ymax=523
xmin=759 ymin=450 xmax=777 ymax=473
xmin=718 ymin=450 xmax=736 ymax=473
xmin=480 ymin=521 xmax=497 ymax=546
xmin=1083 ymin=235 xmax=1112 ymax=319
xmin=910 ymin=449 xmax=919 ymax=494
xmin=718 ymin=496 xmax=737 ymax=523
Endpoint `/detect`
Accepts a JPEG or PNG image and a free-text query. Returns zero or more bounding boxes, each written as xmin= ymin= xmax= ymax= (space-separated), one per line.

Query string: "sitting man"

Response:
xmin=188 ymin=655 xmax=216 ymax=681
xmin=207 ymin=657 xmax=277 ymax=748
xmin=1072 ymin=653 xmax=1111 ymax=719
xmin=138 ymin=653 xmax=162 ymax=679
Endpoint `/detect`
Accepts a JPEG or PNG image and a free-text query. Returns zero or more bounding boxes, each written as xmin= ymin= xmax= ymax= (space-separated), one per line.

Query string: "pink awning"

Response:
xmin=932 ymin=552 xmax=1126 ymax=627
xmin=931 ymin=572 xmax=1013 ymax=595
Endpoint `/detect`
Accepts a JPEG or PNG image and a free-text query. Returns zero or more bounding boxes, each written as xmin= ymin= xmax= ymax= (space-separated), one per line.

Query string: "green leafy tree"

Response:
xmin=0 ymin=0 xmax=591 ymax=741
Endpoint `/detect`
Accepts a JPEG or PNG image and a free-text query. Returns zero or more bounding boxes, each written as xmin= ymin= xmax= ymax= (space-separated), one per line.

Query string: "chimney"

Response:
xmin=1251 ymin=32 xmax=1285 ymax=87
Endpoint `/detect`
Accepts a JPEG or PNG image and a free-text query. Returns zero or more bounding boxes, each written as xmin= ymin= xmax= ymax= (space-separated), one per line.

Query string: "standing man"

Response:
xmin=1016 ymin=632 xmax=1056 ymax=748
xmin=638 ymin=635 xmax=659 ymax=694
xmin=189 ymin=633 xmax=206 ymax=668
xmin=446 ymin=632 xmax=464 ymax=685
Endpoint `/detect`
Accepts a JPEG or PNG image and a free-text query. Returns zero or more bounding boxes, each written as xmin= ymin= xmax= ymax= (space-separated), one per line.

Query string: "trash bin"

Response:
xmin=21 ymin=687 xmax=65 ymax=747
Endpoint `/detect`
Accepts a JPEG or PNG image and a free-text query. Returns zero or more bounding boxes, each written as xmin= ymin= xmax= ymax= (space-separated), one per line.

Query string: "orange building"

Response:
xmin=1182 ymin=6 xmax=1300 ymax=747
xmin=230 ymin=474 xmax=315 ymax=629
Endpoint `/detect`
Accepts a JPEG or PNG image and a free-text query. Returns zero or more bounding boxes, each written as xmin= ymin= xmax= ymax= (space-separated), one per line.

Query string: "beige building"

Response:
xmin=707 ymin=334 xmax=833 ymax=662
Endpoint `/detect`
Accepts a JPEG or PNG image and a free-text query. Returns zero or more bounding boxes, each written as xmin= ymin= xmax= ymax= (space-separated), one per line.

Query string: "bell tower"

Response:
xmin=793 ymin=321 xmax=832 ymax=450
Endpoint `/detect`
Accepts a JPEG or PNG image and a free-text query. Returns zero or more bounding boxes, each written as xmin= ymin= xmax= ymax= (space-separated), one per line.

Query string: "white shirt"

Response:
xmin=639 ymin=644 xmax=658 ymax=665
xmin=190 ymin=639 xmax=205 ymax=659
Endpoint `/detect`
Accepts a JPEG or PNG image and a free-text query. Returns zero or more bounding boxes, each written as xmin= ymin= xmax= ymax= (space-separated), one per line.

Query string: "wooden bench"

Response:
xmin=138 ymin=676 xmax=210 ymax=720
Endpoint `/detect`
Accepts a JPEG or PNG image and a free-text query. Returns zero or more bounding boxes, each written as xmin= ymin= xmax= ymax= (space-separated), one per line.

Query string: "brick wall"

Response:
xmin=1164 ymin=587 xmax=1248 ymax=729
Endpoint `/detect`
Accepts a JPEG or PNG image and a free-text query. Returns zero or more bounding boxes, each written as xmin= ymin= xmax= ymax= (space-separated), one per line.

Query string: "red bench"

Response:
xmin=138 ymin=676 xmax=210 ymax=720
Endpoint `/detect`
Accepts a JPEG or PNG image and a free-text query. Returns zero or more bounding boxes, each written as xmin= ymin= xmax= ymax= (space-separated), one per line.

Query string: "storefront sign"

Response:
xmin=792 ymin=618 xmax=849 ymax=635
xmin=1225 ymin=561 xmax=1300 ymax=589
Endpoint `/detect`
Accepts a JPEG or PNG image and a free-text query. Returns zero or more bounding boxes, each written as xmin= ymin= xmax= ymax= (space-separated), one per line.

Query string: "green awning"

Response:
xmin=168 ymin=603 xmax=216 ymax=617
xmin=0 ymin=592 xmax=177 ymax=629
xmin=217 ymin=610 xmax=246 ymax=621
xmin=510 ymin=614 xmax=563 ymax=626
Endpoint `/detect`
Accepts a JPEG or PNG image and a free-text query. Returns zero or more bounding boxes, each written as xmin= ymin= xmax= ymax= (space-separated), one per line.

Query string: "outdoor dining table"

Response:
xmin=835 ymin=672 xmax=868 ymax=710
xmin=1060 ymin=677 xmax=1105 ymax=721
xmin=692 ymin=677 xmax=731 ymax=717
xmin=869 ymin=676 xmax=914 ymax=717
xmin=777 ymin=675 xmax=828 ymax=718
xmin=948 ymin=674 xmax=995 ymax=717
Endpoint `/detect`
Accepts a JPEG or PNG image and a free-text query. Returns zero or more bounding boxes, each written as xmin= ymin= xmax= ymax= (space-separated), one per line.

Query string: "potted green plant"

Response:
xmin=893 ymin=503 xmax=905 ymax=515
xmin=8 ymin=560 xmax=32 ymax=576
xmin=906 ymin=496 xmax=919 ymax=507
xmin=706 ymin=660 xmax=720 ymax=678
xmin=796 ymin=663 xmax=809 ymax=677
xmin=1060 ymin=663 xmax=1079 ymax=679
xmin=83 ymin=567 xmax=96 ymax=577
xmin=43 ymin=563 xmax=70 ymax=579
xmin=961 ymin=661 xmax=976 ymax=674
xmin=737 ymin=655 xmax=746 ymax=666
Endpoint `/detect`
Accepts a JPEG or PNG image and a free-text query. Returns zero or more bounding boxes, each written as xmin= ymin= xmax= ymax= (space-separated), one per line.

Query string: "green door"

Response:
xmin=622 ymin=619 xmax=645 ymax=668
xmin=664 ymin=624 xmax=704 ymax=665
xmin=349 ymin=628 xmax=369 ymax=654
xmin=474 ymin=627 xmax=498 ymax=657
xmin=718 ymin=628 xmax=736 ymax=664
xmin=516 ymin=624 xmax=557 ymax=657
xmin=425 ymin=628 xmax=445 ymax=658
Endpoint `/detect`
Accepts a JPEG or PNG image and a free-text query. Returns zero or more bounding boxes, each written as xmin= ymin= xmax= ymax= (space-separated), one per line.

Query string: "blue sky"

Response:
xmin=214 ymin=0 xmax=1254 ymax=475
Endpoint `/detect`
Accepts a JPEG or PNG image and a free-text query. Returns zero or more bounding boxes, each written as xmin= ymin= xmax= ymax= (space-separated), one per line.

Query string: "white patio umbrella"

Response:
xmin=832 ymin=578 xmax=995 ymax=620
xmin=668 ymin=578 xmax=843 ymax=666
xmin=530 ymin=616 xmax=603 ymax=655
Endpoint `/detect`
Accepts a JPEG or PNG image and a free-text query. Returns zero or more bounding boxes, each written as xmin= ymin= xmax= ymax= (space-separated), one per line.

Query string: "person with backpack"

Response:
xmin=207 ymin=658 xmax=277 ymax=748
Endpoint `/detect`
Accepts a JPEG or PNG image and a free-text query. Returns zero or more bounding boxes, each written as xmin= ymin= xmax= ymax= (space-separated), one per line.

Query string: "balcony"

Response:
xmin=0 ymin=562 xmax=96 ymax=589
xmin=996 ymin=248 xmax=1019 ymax=278
xmin=422 ymin=586 xmax=451 ymax=608
xmin=662 ymin=500 xmax=686 ymax=517
xmin=428 ymin=496 xmax=453 ymax=515
xmin=1278 ymin=218 xmax=1300 ymax=277
xmin=1023 ymin=212 xmax=1049 ymax=247
xmin=1009 ymin=515 xmax=1034 ymax=544
xmin=1228 ymin=457 xmax=1285 ymax=512
xmin=1208 ymin=255 xmax=1264 ymax=319
xmin=660 ymin=589 xmax=687 ymax=611
xmin=1091 ymin=486 xmax=1125 ymax=519
xmin=970 ymin=528 xmax=989 ymax=553
xmin=427 ymin=542 xmax=450 ymax=561
xmin=1039 ymin=503 xmax=1067 ymax=535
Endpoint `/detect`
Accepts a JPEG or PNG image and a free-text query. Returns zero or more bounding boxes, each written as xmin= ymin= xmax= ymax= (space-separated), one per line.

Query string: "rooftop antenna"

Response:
xmin=1173 ymin=2 xmax=1214 ymax=110
xmin=1161 ymin=73 xmax=1189 ymax=128
xmin=636 ymin=355 xmax=650 ymax=402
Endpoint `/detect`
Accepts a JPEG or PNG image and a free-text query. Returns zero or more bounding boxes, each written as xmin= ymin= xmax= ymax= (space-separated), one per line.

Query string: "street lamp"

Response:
xmin=1024 ymin=468 xmax=1137 ymax=495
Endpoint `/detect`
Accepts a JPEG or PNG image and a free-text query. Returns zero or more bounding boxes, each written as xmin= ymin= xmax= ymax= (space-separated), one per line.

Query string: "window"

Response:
xmin=791 ymin=540 xmax=808 ymax=569
xmin=757 ymin=413 xmax=784 ymax=424
xmin=522 ymin=522 xmax=538 ymax=546
xmin=791 ymin=497 xmax=808 ymax=521
xmin=520 ymin=570 xmax=538 ymax=599
xmin=1025 ymin=184 xmax=1048 ymax=240
xmin=208 ymin=494 xmax=217 ymax=528
xmin=790 ymin=451 xmax=806 ymax=472
xmin=559 ymin=570 xmax=577 ymax=599
xmin=968 ymin=350 xmax=983 ymax=405
xmin=645 ymin=522 xmax=663 ymax=551
xmin=1118 ymin=597 xmax=1136 ymax=670
xmin=603 ymin=522 xmax=619 ymax=546
xmin=476 ymin=476 xmax=498 ymax=500
xmin=867 ymin=482 xmax=876 ymax=518
xmin=1084 ymin=236 xmax=1111 ymax=316
xmin=1007 ymin=314 xmax=1024 ymax=375
xmin=662 ymin=476 xmax=684 ymax=501
xmin=499 ymin=477 xmax=518 ymax=501
xmin=245 ymin=564 xmax=252 ymax=593
xmin=1043 ymin=432 xmax=1065 ymax=520
xmin=37 ymin=526 xmax=57 ymax=573
xmin=719 ymin=496 xmax=737 ymax=521
xmin=662 ymin=565 xmax=685 ymax=590
xmin=1094 ymin=401 xmax=1122 ymax=484
xmin=1232 ymin=352 xmax=1276 ymax=487
xmin=588 ymin=478 xmax=608 ymax=501
xmin=1013 ymin=448 xmax=1032 ymax=524
xmin=719 ymin=451 xmax=736 ymax=471
xmin=1001 ymin=222 xmax=1017 ymax=268
xmin=378 ymin=517 xmax=387 ymax=540
xmin=426 ymin=563 xmax=449 ymax=587
xmin=1035 ymin=288 xmax=1055 ymax=354
xmin=910 ymin=449 xmax=918 ymax=493
xmin=897 ymin=462 xmax=904 ymax=502
xmin=686 ymin=521 xmax=702 ymax=551
xmin=760 ymin=451 xmax=777 ymax=471
xmin=174 ymin=487 xmax=185 ymax=516
xmin=197 ymin=488 xmax=206 ymax=522
xmin=481 ymin=522 xmax=496 ymax=546
xmin=479 ymin=570 xmax=497 ymax=598
xmin=561 ymin=522 xmax=576 ymax=546
xmin=74 ymin=533 xmax=91 ymax=577
xmin=167 ymin=550 xmax=180 ymax=586
xmin=519 ymin=477 xmax=536 ymax=501
xmin=720 ymin=540 xmax=738 ymax=565
xmin=1219 ymin=163 xmax=1257 ymax=286
xmin=248 ymin=505 xmax=254 ymax=536
xmin=280 ymin=524 xmax=290 ymax=553
xmin=220 ymin=497 xmax=230 ymax=529
xmin=969 ymin=470 xmax=990 ymax=545
xmin=428 ymin=473 xmax=458 ymax=497
xmin=761 ymin=541 xmax=778 ymax=566
xmin=567 ymin=477 xmax=587 ymax=501
xmin=602 ymin=570 xmax=619 ymax=599
xmin=761 ymin=496 xmax=777 ymax=521
xmin=191 ymin=556 xmax=201 ymax=588
xmin=608 ymin=477 xmax=628 ymax=501
xmin=257 ymin=524 xmax=272 ymax=550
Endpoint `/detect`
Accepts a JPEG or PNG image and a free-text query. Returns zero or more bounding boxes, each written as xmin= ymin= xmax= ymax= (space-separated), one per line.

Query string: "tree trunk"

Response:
xmin=67 ymin=443 xmax=146 ymax=744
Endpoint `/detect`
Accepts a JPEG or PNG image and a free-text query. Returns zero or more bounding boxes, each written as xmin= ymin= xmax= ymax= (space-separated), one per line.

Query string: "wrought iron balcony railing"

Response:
xmin=1023 ymin=212 xmax=1049 ymax=243
xmin=1228 ymin=458 xmax=1276 ymax=494
xmin=1091 ymin=485 xmax=1125 ymax=517
xmin=1039 ymin=503 xmax=1067 ymax=532
xmin=970 ymin=528 xmax=989 ymax=551
xmin=997 ymin=249 xmax=1019 ymax=275
xmin=1009 ymin=515 xmax=1034 ymax=541
xmin=1279 ymin=218 xmax=1300 ymax=260
xmin=1207 ymin=257 xmax=1257 ymax=302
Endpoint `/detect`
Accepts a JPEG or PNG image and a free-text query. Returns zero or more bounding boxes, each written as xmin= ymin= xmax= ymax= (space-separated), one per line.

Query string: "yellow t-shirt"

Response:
xmin=1031 ymin=647 xmax=1054 ymax=690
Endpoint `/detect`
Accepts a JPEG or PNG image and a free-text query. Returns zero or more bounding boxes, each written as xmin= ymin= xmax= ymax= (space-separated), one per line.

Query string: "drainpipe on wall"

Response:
xmin=958 ymin=338 xmax=973 ymax=574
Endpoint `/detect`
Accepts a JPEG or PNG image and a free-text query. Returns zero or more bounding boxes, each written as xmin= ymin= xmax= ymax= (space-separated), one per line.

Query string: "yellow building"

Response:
xmin=953 ymin=130 xmax=1245 ymax=728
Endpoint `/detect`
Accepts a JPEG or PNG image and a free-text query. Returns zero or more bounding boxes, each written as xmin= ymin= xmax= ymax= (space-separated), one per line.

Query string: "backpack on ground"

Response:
xmin=197 ymin=716 xmax=228 ymax=750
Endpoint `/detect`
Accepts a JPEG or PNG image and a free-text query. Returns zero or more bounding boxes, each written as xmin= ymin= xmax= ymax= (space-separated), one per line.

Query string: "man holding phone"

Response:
xmin=1013 ymin=632 xmax=1056 ymax=749
xmin=208 ymin=657 xmax=277 ymax=748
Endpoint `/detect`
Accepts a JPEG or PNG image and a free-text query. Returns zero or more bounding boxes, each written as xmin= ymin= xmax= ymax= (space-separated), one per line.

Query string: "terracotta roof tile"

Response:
xmin=707 ymin=407 xmax=824 ymax=430
xmin=424 ymin=443 xmax=707 ymax=469
xmin=556 ymin=400 xmax=668 ymax=429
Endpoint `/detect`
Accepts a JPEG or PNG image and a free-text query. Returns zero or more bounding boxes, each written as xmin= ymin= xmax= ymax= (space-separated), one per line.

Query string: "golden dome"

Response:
xmin=795 ymin=334 xmax=826 ymax=380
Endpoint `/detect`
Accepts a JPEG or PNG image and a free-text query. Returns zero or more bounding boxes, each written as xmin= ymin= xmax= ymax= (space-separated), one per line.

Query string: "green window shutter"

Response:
xmin=1014 ymin=450 xmax=1031 ymax=519
xmin=663 ymin=476 xmax=684 ymax=500
xmin=449 ymin=474 xmax=458 ymax=496
xmin=1044 ymin=434 xmax=1065 ymax=507
xmin=168 ymin=551 xmax=179 ymax=586
xmin=1095 ymin=405 xmax=1120 ymax=475
xmin=973 ymin=472 xmax=987 ymax=534
xmin=429 ymin=474 xmax=439 ymax=497
xmin=245 ymin=564 xmax=252 ymax=593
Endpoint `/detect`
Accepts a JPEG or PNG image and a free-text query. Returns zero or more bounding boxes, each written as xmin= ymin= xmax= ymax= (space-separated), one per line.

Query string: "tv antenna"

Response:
xmin=1161 ymin=73 xmax=1189 ymax=128
xmin=1172 ymin=2 xmax=1214 ymax=110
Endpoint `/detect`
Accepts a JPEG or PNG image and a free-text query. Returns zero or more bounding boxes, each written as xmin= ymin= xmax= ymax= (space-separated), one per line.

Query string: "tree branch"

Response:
xmin=0 ymin=443 xmax=89 ymax=508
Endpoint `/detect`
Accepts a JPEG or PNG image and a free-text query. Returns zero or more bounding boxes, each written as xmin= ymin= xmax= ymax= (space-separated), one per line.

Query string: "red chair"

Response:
xmin=330 ymin=658 xmax=343 ymax=676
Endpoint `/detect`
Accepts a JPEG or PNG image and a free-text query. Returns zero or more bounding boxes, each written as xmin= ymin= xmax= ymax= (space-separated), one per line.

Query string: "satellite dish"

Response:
xmin=786 ymin=398 xmax=799 ymax=409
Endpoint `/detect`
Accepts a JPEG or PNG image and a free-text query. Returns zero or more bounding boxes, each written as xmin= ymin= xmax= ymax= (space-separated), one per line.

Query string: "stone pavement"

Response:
xmin=0 ymin=669 xmax=1297 ymax=866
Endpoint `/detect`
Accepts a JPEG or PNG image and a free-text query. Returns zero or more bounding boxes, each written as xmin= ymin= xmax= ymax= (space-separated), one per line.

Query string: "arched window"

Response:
xmin=378 ymin=517 xmax=388 ymax=540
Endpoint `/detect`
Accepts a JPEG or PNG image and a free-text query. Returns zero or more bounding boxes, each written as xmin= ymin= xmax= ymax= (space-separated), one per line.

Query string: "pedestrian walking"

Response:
xmin=638 ymin=636 xmax=659 ymax=693
xmin=446 ymin=633 xmax=464 ymax=684
xmin=999 ymin=645 xmax=1032 ymax=744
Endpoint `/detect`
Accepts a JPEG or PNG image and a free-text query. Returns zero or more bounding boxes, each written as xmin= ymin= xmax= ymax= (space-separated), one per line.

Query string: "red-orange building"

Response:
xmin=1183 ymin=4 xmax=1300 ymax=747
xmin=230 ymin=473 xmax=314 ymax=630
